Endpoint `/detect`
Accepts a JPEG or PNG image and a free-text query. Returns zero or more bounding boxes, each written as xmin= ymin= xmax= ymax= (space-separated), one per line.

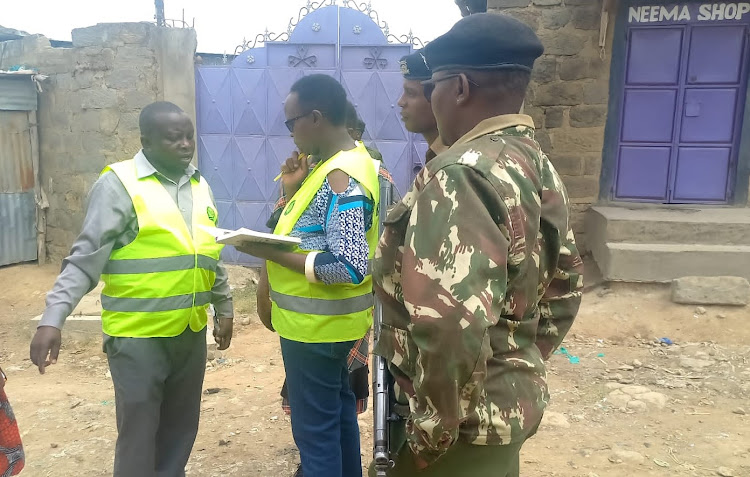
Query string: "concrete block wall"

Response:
xmin=489 ymin=0 xmax=614 ymax=251
xmin=0 ymin=23 xmax=197 ymax=261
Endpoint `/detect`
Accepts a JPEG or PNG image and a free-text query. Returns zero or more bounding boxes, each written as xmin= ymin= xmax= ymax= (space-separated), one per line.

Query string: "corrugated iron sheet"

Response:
xmin=0 ymin=76 xmax=37 ymax=111
xmin=0 ymin=108 xmax=37 ymax=265
xmin=0 ymin=190 xmax=37 ymax=266
xmin=0 ymin=110 xmax=34 ymax=193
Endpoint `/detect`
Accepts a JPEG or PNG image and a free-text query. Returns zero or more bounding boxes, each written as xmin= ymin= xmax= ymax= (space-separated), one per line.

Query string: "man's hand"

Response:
xmin=30 ymin=326 xmax=63 ymax=374
xmin=213 ymin=317 xmax=234 ymax=350
xmin=281 ymin=152 xmax=310 ymax=198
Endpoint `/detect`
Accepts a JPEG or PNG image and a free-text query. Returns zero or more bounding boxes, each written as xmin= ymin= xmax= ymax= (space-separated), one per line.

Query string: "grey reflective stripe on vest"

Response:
xmin=102 ymin=291 xmax=212 ymax=313
xmin=103 ymin=255 xmax=219 ymax=274
xmin=270 ymin=290 xmax=374 ymax=316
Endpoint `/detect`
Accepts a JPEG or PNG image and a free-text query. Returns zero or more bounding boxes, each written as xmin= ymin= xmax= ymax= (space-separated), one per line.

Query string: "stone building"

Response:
xmin=0 ymin=23 xmax=197 ymax=261
xmin=490 ymin=0 xmax=750 ymax=281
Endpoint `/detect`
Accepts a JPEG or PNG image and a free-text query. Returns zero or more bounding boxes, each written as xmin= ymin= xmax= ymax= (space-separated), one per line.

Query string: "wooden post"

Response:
xmin=29 ymin=109 xmax=47 ymax=265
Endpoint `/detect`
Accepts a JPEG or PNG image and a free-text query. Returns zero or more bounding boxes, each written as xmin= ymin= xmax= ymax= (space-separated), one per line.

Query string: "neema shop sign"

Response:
xmin=629 ymin=3 xmax=750 ymax=23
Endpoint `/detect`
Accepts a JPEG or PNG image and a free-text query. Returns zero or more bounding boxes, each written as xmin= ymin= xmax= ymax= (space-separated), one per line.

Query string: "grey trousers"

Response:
xmin=105 ymin=327 xmax=207 ymax=477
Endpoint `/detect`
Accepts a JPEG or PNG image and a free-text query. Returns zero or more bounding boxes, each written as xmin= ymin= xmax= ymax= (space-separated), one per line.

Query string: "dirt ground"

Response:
xmin=1 ymin=262 xmax=749 ymax=477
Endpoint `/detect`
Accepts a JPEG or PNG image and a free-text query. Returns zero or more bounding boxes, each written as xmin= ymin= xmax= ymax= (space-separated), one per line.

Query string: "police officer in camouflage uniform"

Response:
xmin=398 ymin=51 xmax=446 ymax=162
xmin=371 ymin=13 xmax=584 ymax=477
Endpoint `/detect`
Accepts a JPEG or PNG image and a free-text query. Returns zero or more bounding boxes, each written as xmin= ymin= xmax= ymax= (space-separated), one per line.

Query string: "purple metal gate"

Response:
xmin=615 ymin=2 xmax=750 ymax=203
xmin=196 ymin=2 xmax=422 ymax=264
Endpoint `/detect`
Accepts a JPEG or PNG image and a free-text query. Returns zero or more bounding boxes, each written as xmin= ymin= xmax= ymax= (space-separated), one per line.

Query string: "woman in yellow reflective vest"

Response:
xmin=237 ymin=75 xmax=380 ymax=477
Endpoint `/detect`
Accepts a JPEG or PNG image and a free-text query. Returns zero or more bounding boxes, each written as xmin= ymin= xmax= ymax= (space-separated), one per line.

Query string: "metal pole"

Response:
xmin=155 ymin=0 xmax=166 ymax=27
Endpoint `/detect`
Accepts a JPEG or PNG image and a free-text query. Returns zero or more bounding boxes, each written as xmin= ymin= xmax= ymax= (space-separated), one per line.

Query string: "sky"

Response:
xmin=3 ymin=0 xmax=459 ymax=54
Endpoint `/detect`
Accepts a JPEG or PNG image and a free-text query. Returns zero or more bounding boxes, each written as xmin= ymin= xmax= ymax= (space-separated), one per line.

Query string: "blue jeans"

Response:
xmin=280 ymin=337 xmax=362 ymax=477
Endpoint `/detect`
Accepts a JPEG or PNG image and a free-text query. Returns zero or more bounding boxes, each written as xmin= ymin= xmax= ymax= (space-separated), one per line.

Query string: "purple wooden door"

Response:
xmin=615 ymin=10 xmax=749 ymax=204
xmin=196 ymin=4 xmax=419 ymax=264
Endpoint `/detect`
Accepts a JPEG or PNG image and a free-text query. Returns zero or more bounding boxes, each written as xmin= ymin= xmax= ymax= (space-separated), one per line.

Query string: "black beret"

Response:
xmin=399 ymin=51 xmax=432 ymax=80
xmin=424 ymin=13 xmax=544 ymax=73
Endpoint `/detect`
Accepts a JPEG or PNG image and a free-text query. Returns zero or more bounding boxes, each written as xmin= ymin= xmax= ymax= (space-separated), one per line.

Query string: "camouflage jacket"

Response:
xmin=372 ymin=114 xmax=584 ymax=465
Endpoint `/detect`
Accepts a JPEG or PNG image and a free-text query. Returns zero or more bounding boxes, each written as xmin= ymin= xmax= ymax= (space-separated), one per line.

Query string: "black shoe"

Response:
xmin=293 ymin=464 xmax=303 ymax=477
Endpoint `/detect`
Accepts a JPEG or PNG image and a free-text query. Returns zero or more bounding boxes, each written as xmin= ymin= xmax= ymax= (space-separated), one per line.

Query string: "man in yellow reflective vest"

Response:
xmin=236 ymin=74 xmax=380 ymax=477
xmin=29 ymin=101 xmax=234 ymax=477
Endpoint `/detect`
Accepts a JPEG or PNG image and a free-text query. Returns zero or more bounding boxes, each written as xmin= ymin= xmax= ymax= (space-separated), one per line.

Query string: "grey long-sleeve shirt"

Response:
xmin=40 ymin=150 xmax=234 ymax=330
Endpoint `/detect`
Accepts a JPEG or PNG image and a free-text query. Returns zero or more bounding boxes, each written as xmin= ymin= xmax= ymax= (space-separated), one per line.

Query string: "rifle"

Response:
xmin=372 ymin=178 xmax=395 ymax=477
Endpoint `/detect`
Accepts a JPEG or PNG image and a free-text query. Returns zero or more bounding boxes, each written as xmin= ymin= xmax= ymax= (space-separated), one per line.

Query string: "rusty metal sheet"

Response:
xmin=0 ymin=190 xmax=37 ymax=266
xmin=0 ymin=110 xmax=34 ymax=193
xmin=0 ymin=75 xmax=37 ymax=111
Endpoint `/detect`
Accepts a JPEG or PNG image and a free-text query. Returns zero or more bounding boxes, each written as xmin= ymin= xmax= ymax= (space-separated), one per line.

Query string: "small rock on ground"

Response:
xmin=541 ymin=411 xmax=570 ymax=429
xmin=609 ymin=449 xmax=644 ymax=465
xmin=716 ymin=466 xmax=735 ymax=477
xmin=627 ymin=400 xmax=647 ymax=412
xmin=607 ymin=386 xmax=668 ymax=411
xmin=679 ymin=357 xmax=715 ymax=370
xmin=732 ymin=407 xmax=746 ymax=415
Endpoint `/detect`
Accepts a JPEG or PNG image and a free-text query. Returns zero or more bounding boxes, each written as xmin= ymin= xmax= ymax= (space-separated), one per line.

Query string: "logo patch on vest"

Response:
xmin=284 ymin=200 xmax=296 ymax=216
xmin=206 ymin=207 xmax=217 ymax=223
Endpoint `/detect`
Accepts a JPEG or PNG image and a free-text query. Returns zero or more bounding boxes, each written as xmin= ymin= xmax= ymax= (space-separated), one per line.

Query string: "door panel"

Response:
xmin=626 ymin=28 xmax=683 ymax=85
xmin=232 ymin=137 xmax=268 ymax=201
xmin=673 ymin=147 xmax=731 ymax=201
xmin=197 ymin=68 xmax=232 ymax=135
xmin=198 ymin=135 xmax=233 ymax=202
xmin=680 ymin=88 xmax=738 ymax=143
xmin=374 ymin=72 xmax=409 ymax=141
xmin=621 ymin=89 xmax=677 ymax=142
xmin=616 ymin=146 xmax=671 ymax=201
xmin=231 ymin=69 xmax=266 ymax=135
xmin=374 ymin=141 xmax=411 ymax=196
xmin=687 ymin=26 xmax=746 ymax=84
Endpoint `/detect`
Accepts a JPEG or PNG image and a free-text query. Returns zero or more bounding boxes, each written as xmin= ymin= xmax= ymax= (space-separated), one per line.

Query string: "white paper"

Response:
xmin=199 ymin=225 xmax=301 ymax=247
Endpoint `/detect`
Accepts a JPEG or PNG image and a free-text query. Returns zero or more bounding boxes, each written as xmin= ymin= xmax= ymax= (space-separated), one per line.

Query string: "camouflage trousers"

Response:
xmin=368 ymin=421 xmax=523 ymax=477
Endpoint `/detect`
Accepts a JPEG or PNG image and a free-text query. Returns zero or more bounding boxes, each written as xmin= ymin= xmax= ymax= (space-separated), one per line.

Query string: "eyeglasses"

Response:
xmin=421 ymin=74 xmax=480 ymax=101
xmin=285 ymin=111 xmax=313 ymax=132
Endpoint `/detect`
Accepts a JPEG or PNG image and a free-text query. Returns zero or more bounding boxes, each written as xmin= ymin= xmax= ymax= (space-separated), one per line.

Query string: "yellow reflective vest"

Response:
xmin=268 ymin=143 xmax=380 ymax=343
xmin=99 ymin=159 xmax=224 ymax=338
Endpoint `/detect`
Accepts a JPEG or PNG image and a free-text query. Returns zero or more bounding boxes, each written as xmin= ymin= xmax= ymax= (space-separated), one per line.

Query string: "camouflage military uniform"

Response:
xmin=372 ymin=114 xmax=583 ymax=472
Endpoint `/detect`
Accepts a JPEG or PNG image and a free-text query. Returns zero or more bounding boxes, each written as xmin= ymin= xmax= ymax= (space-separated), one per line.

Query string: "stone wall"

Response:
xmin=0 ymin=23 xmax=197 ymax=261
xmin=489 ymin=0 xmax=613 ymax=251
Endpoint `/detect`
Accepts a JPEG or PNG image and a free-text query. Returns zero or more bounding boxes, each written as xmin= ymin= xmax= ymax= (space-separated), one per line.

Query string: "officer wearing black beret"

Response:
xmin=370 ymin=12 xmax=584 ymax=477
xmin=421 ymin=12 xmax=544 ymax=146
xmin=397 ymin=51 xmax=445 ymax=163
